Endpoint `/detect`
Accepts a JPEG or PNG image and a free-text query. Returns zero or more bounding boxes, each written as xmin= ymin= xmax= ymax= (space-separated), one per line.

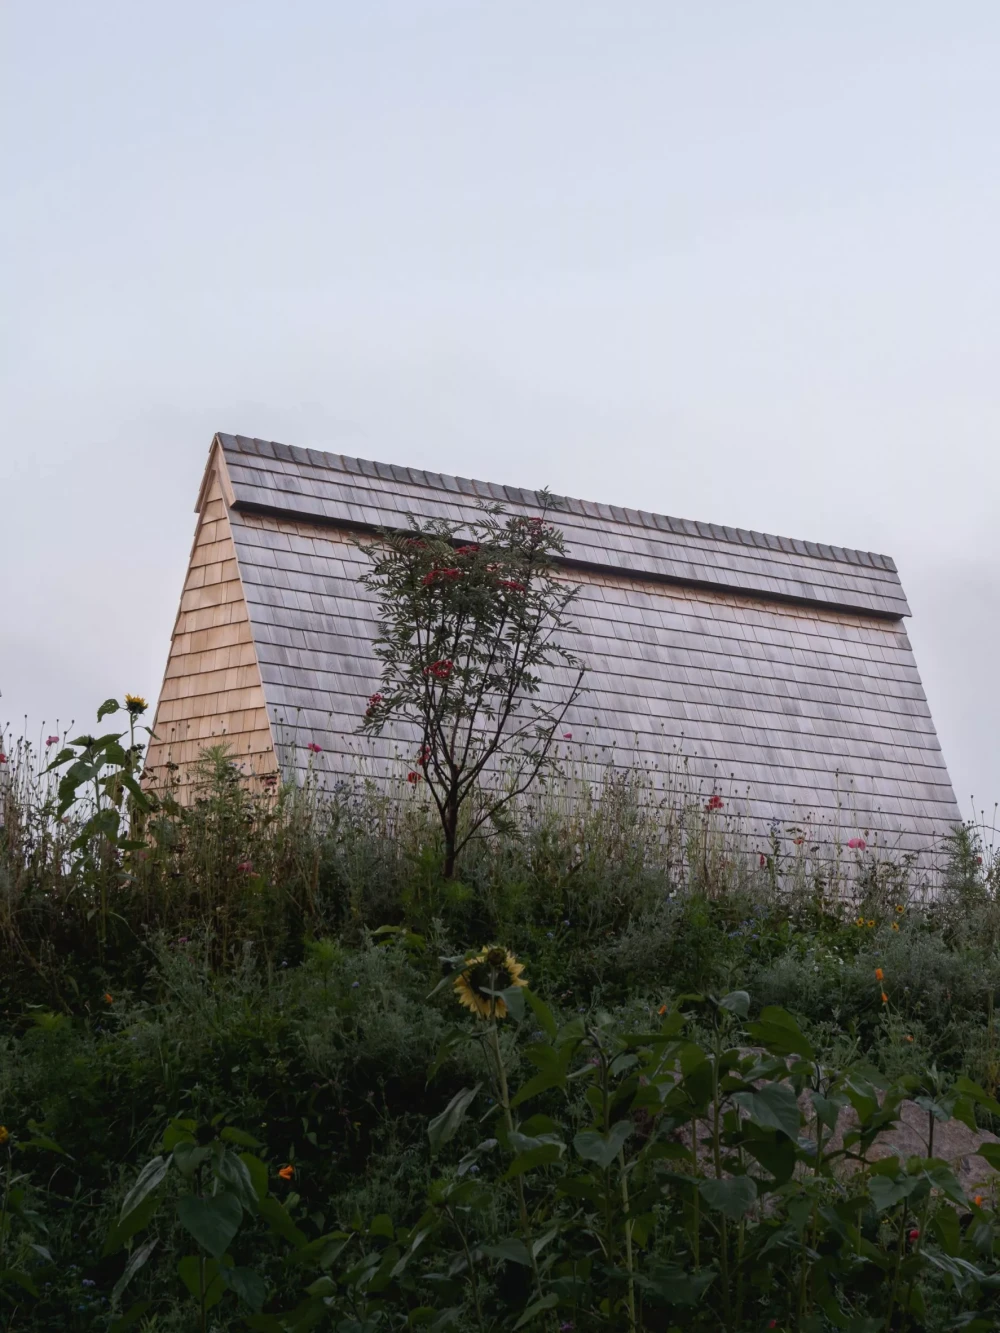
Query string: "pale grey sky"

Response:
xmin=2 ymin=2 xmax=998 ymax=817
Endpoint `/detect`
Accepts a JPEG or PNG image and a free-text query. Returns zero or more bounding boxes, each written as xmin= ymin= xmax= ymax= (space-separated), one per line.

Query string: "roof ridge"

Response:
xmin=215 ymin=432 xmax=897 ymax=574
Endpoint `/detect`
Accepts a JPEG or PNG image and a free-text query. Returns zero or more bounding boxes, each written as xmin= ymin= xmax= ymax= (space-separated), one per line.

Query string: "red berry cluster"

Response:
xmin=422 ymin=567 xmax=463 ymax=586
xmin=365 ymin=692 xmax=383 ymax=718
xmin=423 ymin=659 xmax=453 ymax=680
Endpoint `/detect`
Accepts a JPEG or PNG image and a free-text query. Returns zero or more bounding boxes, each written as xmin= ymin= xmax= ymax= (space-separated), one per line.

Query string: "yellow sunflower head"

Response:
xmin=124 ymin=693 xmax=148 ymax=716
xmin=454 ymin=946 xmax=527 ymax=1020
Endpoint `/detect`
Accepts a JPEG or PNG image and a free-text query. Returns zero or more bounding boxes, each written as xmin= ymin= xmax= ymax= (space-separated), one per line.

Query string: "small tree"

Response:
xmin=358 ymin=499 xmax=585 ymax=877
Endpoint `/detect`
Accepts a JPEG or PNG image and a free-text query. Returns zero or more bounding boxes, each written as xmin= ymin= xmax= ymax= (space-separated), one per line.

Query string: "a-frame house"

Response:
xmin=146 ymin=433 xmax=960 ymax=860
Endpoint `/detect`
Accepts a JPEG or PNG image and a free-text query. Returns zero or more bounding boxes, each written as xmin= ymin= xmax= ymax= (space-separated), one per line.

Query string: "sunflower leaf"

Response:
xmin=428 ymin=1084 xmax=481 ymax=1153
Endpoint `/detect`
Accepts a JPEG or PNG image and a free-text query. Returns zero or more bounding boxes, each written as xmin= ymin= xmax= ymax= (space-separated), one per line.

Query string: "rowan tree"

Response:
xmin=358 ymin=499 xmax=585 ymax=877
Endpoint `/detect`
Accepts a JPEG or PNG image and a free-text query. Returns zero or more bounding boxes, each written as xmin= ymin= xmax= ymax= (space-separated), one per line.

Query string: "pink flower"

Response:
xmin=706 ymin=794 xmax=724 ymax=812
xmin=45 ymin=735 xmax=60 ymax=748
xmin=307 ymin=742 xmax=322 ymax=753
xmin=760 ymin=853 xmax=767 ymax=868
xmin=563 ymin=732 xmax=572 ymax=739
xmin=236 ymin=861 xmax=253 ymax=873
xmin=0 ymin=753 xmax=7 ymax=764
xmin=847 ymin=837 xmax=866 ymax=851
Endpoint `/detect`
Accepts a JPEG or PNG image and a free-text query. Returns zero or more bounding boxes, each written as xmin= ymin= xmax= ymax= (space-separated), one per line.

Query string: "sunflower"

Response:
xmin=124 ymin=693 xmax=148 ymax=716
xmin=454 ymin=947 xmax=527 ymax=1020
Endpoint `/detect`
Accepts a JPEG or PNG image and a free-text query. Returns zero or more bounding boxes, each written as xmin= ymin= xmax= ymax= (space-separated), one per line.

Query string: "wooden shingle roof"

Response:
xmin=147 ymin=433 xmax=961 ymax=862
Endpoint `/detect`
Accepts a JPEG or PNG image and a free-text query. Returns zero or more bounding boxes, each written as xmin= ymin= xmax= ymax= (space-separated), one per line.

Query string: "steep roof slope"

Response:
xmin=151 ymin=433 xmax=961 ymax=858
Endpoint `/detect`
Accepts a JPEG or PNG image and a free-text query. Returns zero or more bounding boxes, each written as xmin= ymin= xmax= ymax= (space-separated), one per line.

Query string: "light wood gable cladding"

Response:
xmin=144 ymin=455 xmax=277 ymax=790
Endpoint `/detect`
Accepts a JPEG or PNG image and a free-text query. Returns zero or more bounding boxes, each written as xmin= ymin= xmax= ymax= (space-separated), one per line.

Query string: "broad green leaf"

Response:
xmin=258 ymin=1195 xmax=307 ymax=1248
xmin=481 ymin=1237 xmax=532 ymax=1265
xmin=504 ymin=1144 xmax=565 ymax=1178
xmin=173 ymin=1142 xmax=211 ymax=1178
xmin=746 ymin=1006 xmax=815 ymax=1060
xmin=523 ymin=988 xmax=557 ymax=1041
xmin=177 ymin=1255 xmax=228 ymax=1309
xmin=811 ymin=1092 xmax=846 ymax=1135
xmin=428 ymin=1084 xmax=480 ymax=1152
xmin=718 ymin=990 xmax=750 ymax=1018
xmin=369 ymin=1214 xmax=395 ymax=1239
xmin=112 ymin=1236 xmax=158 ymax=1305
xmin=868 ymin=1173 xmax=921 ymax=1212
xmin=118 ymin=1155 xmax=170 ymax=1221
xmin=741 ymin=1135 xmax=797 ymax=1185
xmin=513 ymin=1293 xmax=559 ymax=1329
xmin=220 ymin=1127 xmax=263 ymax=1149
xmin=215 ymin=1150 xmax=260 ymax=1211
xmin=698 ymin=1175 xmax=758 ymax=1219
xmin=104 ymin=1192 xmax=161 ymax=1256
xmin=573 ymin=1120 xmax=632 ymax=1170
xmin=109 ymin=1300 xmax=152 ymax=1333
xmin=746 ymin=1082 xmax=801 ymax=1139
xmin=105 ymin=1155 xmax=170 ymax=1251
xmin=955 ymin=1075 xmax=1000 ymax=1117
xmin=97 ymin=698 xmax=121 ymax=720
xmin=933 ymin=1203 xmax=962 ymax=1256
xmin=501 ymin=984 xmax=526 ymax=1021
xmin=0 ymin=1269 xmax=40 ymax=1297
xmin=240 ymin=1152 xmax=269 ymax=1202
xmin=225 ymin=1265 xmax=267 ymax=1311
xmin=177 ymin=1192 xmax=242 ymax=1258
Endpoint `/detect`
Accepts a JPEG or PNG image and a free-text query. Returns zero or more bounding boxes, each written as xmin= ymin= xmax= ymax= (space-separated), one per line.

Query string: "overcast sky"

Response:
xmin=3 ymin=2 xmax=998 ymax=820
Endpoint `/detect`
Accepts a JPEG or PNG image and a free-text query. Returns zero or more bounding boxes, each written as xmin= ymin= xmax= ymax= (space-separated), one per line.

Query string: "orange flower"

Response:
xmin=975 ymin=1194 xmax=984 ymax=1207
xmin=904 ymin=1034 xmax=914 ymax=1043
xmin=104 ymin=993 xmax=113 ymax=1004
xmin=881 ymin=992 xmax=888 ymax=1004
xmin=875 ymin=968 xmax=884 ymax=981
xmin=658 ymin=1004 xmax=667 ymax=1016
xmin=278 ymin=1164 xmax=294 ymax=1181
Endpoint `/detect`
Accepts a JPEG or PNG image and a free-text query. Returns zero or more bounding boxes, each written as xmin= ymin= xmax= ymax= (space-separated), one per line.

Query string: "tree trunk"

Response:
xmin=442 ymin=789 xmax=459 ymax=879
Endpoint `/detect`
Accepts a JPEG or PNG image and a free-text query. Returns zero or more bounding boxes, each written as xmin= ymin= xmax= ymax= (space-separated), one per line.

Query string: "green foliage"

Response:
xmin=3 ymin=702 xmax=1000 ymax=1327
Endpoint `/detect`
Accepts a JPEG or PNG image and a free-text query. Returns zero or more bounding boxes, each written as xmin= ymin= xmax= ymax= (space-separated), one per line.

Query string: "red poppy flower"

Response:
xmin=908 ymin=1228 xmax=920 ymax=1242
xmin=416 ymin=745 xmax=431 ymax=767
xmin=760 ymin=853 xmax=767 ymax=867
xmin=0 ymin=754 xmax=7 ymax=764
xmin=407 ymin=771 xmax=422 ymax=783
xmin=706 ymin=794 xmax=724 ymax=812
xmin=307 ymin=741 xmax=322 ymax=753
xmin=848 ymin=837 xmax=866 ymax=850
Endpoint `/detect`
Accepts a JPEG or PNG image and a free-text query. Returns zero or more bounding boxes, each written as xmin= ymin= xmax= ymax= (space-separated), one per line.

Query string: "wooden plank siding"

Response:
xmin=144 ymin=467 xmax=278 ymax=793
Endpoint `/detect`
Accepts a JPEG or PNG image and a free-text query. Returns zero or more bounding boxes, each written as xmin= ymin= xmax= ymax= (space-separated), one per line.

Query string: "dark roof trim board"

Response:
xmin=213 ymin=433 xmax=909 ymax=619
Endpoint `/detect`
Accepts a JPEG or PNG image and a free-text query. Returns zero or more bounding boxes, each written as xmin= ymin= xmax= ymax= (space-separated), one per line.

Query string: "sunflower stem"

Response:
xmin=489 ymin=1015 xmax=545 ymax=1305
